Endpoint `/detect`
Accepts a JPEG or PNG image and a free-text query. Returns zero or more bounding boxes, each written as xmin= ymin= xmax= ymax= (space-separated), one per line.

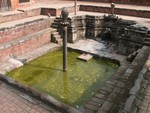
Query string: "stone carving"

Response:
xmin=111 ymin=3 xmax=115 ymax=16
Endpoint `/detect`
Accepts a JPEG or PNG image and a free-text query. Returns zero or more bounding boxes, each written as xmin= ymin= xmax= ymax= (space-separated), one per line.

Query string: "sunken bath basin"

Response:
xmin=7 ymin=49 xmax=118 ymax=108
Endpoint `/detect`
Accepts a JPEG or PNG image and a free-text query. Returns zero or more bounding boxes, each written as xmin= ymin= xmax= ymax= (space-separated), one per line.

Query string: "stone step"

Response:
xmin=84 ymin=103 xmax=100 ymax=112
xmin=80 ymin=4 xmax=150 ymax=18
xmin=52 ymin=31 xmax=59 ymax=36
xmin=79 ymin=0 xmax=150 ymax=6
xmin=52 ymin=22 xmax=60 ymax=27
xmin=0 ymin=7 xmax=41 ymax=23
xmin=147 ymin=34 xmax=150 ymax=37
xmin=51 ymin=24 xmax=59 ymax=28
xmin=51 ymin=34 xmax=62 ymax=45
xmin=143 ymin=42 xmax=150 ymax=46
xmin=56 ymin=38 xmax=62 ymax=45
xmin=54 ymin=34 xmax=61 ymax=39
xmin=0 ymin=28 xmax=51 ymax=62
xmin=0 ymin=15 xmax=50 ymax=44
xmin=54 ymin=18 xmax=62 ymax=22
xmin=145 ymin=38 xmax=150 ymax=42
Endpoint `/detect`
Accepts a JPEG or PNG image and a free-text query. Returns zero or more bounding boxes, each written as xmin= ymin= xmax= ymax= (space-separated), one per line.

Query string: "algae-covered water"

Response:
xmin=7 ymin=49 xmax=118 ymax=107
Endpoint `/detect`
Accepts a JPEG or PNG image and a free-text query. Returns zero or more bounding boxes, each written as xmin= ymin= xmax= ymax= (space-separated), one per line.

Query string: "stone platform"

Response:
xmin=13 ymin=1 xmax=150 ymax=18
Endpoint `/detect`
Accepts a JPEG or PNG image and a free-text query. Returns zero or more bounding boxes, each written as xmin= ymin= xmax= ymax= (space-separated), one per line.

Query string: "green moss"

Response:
xmin=7 ymin=49 xmax=118 ymax=107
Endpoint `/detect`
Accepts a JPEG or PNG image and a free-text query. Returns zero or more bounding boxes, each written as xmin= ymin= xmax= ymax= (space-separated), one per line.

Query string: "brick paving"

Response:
xmin=0 ymin=81 xmax=61 ymax=113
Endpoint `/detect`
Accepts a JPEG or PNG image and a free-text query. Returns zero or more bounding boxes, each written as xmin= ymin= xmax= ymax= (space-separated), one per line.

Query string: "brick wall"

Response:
xmin=0 ymin=18 xmax=50 ymax=43
xmin=78 ymin=0 xmax=150 ymax=6
xmin=80 ymin=5 xmax=150 ymax=18
xmin=0 ymin=30 xmax=51 ymax=62
xmin=11 ymin=0 xmax=35 ymax=10
xmin=41 ymin=6 xmax=80 ymax=16
xmin=0 ymin=8 xmax=41 ymax=23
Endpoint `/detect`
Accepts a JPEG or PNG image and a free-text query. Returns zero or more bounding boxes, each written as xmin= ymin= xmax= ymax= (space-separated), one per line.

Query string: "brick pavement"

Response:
xmin=0 ymin=81 xmax=60 ymax=113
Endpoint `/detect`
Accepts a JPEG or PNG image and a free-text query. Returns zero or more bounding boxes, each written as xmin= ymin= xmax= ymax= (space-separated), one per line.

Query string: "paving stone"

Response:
xmin=99 ymin=90 xmax=108 ymax=95
xmin=84 ymin=103 xmax=100 ymax=111
xmin=132 ymin=106 xmax=138 ymax=113
xmin=100 ymin=86 xmax=113 ymax=93
xmin=107 ymin=92 xmax=117 ymax=101
xmin=124 ymin=69 xmax=133 ymax=77
xmin=91 ymin=97 xmax=105 ymax=104
xmin=87 ymin=100 xmax=102 ymax=107
xmin=116 ymin=81 xmax=125 ymax=88
xmin=105 ymin=83 xmax=115 ymax=89
xmin=95 ymin=93 xmax=106 ymax=99
xmin=135 ymin=98 xmax=142 ymax=107
xmin=113 ymin=87 xmax=122 ymax=94
xmin=98 ymin=101 xmax=113 ymax=112
xmin=109 ymin=78 xmax=119 ymax=84
xmin=78 ymin=107 xmax=88 ymax=113
xmin=97 ymin=111 xmax=107 ymax=113
xmin=123 ymin=95 xmax=136 ymax=112
xmin=85 ymin=108 xmax=95 ymax=113
xmin=106 ymin=80 xmax=117 ymax=86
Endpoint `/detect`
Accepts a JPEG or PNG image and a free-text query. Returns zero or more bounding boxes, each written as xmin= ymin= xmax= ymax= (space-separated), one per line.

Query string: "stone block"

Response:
xmin=100 ymin=86 xmax=113 ymax=93
xmin=107 ymin=92 xmax=117 ymax=101
xmin=135 ymin=98 xmax=142 ymax=107
xmin=91 ymin=97 xmax=105 ymax=104
xmin=123 ymin=95 xmax=136 ymax=113
xmin=129 ymin=78 xmax=141 ymax=95
xmin=98 ymin=101 xmax=113 ymax=112
xmin=124 ymin=69 xmax=133 ymax=77
xmin=116 ymin=82 xmax=125 ymax=88
xmin=84 ymin=103 xmax=99 ymax=111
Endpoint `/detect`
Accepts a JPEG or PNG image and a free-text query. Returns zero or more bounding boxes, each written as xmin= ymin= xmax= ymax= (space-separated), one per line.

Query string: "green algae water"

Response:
xmin=7 ymin=49 xmax=118 ymax=107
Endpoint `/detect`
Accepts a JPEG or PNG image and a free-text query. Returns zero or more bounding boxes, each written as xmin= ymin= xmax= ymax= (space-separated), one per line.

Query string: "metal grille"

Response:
xmin=0 ymin=0 xmax=11 ymax=12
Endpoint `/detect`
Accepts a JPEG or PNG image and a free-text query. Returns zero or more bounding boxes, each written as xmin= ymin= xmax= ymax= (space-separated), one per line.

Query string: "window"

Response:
xmin=19 ymin=0 xmax=30 ymax=3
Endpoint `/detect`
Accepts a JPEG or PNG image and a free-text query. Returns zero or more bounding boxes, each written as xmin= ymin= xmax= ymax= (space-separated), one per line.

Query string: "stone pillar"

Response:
xmin=61 ymin=15 xmax=86 ymax=43
xmin=74 ymin=15 xmax=86 ymax=40
xmin=11 ymin=0 xmax=19 ymax=10
xmin=86 ymin=15 xmax=103 ymax=38
xmin=10 ymin=0 xmax=35 ymax=10
xmin=67 ymin=18 xmax=77 ymax=43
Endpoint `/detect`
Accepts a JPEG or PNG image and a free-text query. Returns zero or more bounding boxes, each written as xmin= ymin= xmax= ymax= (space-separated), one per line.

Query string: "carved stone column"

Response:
xmin=86 ymin=15 xmax=103 ymax=38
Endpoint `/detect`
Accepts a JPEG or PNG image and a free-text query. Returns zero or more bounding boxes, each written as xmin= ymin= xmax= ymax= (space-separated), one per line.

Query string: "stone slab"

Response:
xmin=77 ymin=53 xmax=93 ymax=61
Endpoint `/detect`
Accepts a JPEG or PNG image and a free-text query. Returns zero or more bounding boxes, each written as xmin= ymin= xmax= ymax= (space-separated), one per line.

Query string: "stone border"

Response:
xmin=119 ymin=67 xmax=148 ymax=113
xmin=95 ymin=46 xmax=150 ymax=113
xmin=118 ymin=47 xmax=150 ymax=113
